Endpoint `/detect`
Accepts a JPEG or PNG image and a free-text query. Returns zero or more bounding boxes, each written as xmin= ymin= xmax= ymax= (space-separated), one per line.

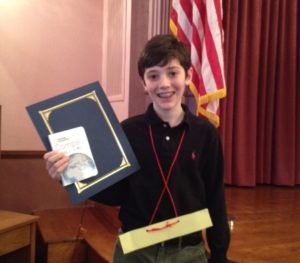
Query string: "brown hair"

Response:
xmin=137 ymin=34 xmax=191 ymax=79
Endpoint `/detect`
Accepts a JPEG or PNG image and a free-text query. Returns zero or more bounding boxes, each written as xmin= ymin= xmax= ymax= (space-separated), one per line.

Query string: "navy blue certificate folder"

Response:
xmin=26 ymin=81 xmax=140 ymax=204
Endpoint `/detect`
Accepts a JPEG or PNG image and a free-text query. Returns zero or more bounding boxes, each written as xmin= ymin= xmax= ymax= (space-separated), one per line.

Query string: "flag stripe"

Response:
xmin=195 ymin=0 xmax=224 ymax=90
xmin=180 ymin=0 xmax=193 ymax=26
xmin=173 ymin=3 xmax=192 ymax=46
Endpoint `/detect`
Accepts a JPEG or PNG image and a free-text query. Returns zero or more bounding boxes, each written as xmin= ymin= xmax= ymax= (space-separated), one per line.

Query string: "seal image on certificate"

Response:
xmin=65 ymin=153 xmax=97 ymax=182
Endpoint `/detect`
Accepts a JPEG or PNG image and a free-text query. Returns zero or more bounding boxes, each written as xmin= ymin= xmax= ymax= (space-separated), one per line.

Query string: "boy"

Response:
xmin=44 ymin=34 xmax=230 ymax=262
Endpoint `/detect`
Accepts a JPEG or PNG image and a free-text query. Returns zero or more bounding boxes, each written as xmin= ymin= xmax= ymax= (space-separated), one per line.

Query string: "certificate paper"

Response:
xmin=119 ymin=209 xmax=213 ymax=254
xmin=48 ymin=126 xmax=98 ymax=186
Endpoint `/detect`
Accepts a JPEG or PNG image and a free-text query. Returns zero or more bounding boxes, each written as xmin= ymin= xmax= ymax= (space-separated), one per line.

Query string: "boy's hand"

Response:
xmin=43 ymin=151 xmax=69 ymax=181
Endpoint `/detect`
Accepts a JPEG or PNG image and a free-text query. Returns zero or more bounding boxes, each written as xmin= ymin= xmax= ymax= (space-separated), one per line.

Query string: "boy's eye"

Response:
xmin=147 ymin=73 xmax=158 ymax=80
xmin=168 ymin=71 xmax=178 ymax=77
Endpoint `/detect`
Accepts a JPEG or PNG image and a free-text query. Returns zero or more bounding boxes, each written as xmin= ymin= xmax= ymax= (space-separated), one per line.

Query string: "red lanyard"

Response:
xmin=148 ymin=125 xmax=186 ymax=227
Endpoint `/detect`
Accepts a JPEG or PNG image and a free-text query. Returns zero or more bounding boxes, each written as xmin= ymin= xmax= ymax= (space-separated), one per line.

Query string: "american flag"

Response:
xmin=170 ymin=0 xmax=226 ymax=127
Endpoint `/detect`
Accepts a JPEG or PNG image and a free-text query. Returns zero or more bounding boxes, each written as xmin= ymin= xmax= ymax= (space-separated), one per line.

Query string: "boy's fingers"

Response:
xmin=44 ymin=151 xmax=65 ymax=163
xmin=47 ymin=154 xmax=68 ymax=170
xmin=44 ymin=151 xmax=69 ymax=180
xmin=43 ymin=150 xmax=60 ymax=160
xmin=49 ymin=161 xmax=68 ymax=180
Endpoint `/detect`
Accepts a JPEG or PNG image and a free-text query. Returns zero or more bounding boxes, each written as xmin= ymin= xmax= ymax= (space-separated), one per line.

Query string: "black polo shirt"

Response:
xmin=91 ymin=103 xmax=230 ymax=261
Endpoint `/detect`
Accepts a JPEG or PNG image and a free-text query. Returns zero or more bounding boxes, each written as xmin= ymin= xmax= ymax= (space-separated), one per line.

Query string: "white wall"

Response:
xmin=0 ymin=0 xmax=131 ymax=150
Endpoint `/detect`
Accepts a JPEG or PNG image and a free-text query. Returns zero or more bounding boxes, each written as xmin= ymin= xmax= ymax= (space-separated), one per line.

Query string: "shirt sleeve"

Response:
xmin=89 ymin=174 xmax=129 ymax=206
xmin=203 ymin=128 xmax=230 ymax=263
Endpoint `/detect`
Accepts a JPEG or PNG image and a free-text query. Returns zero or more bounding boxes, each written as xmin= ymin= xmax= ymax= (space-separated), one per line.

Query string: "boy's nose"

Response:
xmin=159 ymin=74 xmax=171 ymax=87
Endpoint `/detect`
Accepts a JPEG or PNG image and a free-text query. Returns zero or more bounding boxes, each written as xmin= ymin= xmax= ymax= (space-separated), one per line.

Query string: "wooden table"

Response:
xmin=0 ymin=210 xmax=39 ymax=263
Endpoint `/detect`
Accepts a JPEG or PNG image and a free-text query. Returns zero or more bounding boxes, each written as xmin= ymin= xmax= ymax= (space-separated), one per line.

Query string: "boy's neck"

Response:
xmin=153 ymin=105 xmax=185 ymax=128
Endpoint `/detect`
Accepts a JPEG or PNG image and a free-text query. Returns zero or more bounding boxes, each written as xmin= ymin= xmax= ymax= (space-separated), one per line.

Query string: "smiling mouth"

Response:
xmin=157 ymin=91 xmax=175 ymax=98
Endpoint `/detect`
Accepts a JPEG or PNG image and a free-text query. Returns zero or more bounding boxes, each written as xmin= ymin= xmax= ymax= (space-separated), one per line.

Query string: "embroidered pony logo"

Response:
xmin=192 ymin=151 xmax=196 ymax=160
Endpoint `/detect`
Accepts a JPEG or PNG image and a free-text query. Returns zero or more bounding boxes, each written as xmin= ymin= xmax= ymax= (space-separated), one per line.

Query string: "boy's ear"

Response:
xmin=140 ymin=78 xmax=148 ymax=92
xmin=185 ymin=67 xmax=193 ymax=85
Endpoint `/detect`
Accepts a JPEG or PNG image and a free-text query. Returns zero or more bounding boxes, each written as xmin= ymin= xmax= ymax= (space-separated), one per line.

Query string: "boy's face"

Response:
xmin=143 ymin=59 xmax=192 ymax=115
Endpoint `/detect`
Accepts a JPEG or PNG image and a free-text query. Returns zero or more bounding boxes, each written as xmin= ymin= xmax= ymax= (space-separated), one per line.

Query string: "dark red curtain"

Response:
xmin=220 ymin=0 xmax=300 ymax=186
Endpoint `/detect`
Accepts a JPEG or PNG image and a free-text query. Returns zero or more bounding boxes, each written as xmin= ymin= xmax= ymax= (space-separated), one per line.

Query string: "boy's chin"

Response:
xmin=155 ymin=102 xmax=180 ymax=112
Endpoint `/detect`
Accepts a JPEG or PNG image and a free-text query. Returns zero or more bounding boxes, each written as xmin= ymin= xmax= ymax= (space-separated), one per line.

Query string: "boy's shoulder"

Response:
xmin=121 ymin=113 xmax=147 ymax=135
xmin=120 ymin=107 xmax=218 ymax=137
xmin=120 ymin=113 xmax=148 ymax=141
xmin=187 ymin=111 xmax=216 ymax=130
